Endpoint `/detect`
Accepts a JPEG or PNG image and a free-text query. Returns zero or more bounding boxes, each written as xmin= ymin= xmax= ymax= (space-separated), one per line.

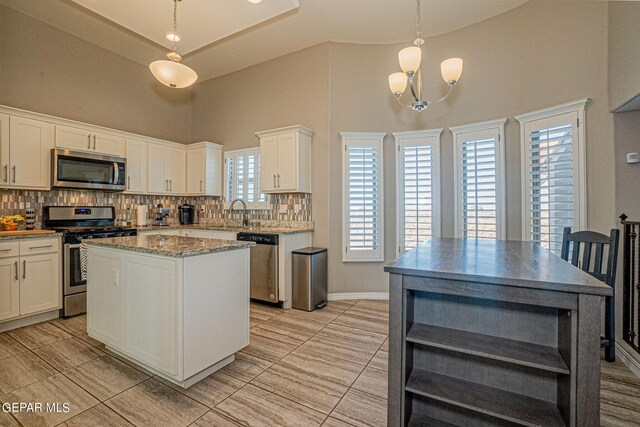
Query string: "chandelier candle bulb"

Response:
xmin=399 ymin=46 xmax=422 ymax=75
xmin=389 ymin=72 xmax=408 ymax=96
xmin=441 ymin=57 xmax=464 ymax=84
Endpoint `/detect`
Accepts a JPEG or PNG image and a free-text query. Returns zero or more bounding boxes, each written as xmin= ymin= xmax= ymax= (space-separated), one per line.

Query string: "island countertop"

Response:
xmin=384 ymin=238 xmax=612 ymax=296
xmin=83 ymin=234 xmax=255 ymax=257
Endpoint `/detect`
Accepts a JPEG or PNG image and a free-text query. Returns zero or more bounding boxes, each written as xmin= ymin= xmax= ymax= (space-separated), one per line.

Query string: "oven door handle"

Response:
xmin=113 ymin=162 xmax=119 ymax=185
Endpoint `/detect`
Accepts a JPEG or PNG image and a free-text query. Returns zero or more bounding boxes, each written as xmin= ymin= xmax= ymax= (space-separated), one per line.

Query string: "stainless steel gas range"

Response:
xmin=43 ymin=206 xmax=137 ymax=317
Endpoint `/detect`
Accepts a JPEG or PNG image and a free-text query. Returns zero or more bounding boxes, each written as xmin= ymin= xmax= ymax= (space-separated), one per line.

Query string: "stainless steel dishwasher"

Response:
xmin=236 ymin=232 xmax=279 ymax=303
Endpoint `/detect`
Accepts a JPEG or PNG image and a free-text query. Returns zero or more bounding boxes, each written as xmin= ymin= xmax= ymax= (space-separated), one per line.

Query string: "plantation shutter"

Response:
xmin=224 ymin=149 xmax=268 ymax=208
xmin=401 ymin=145 xmax=434 ymax=250
xmin=394 ymin=130 xmax=442 ymax=255
xmin=341 ymin=133 xmax=385 ymax=262
xmin=526 ymin=113 xmax=577 ymax=254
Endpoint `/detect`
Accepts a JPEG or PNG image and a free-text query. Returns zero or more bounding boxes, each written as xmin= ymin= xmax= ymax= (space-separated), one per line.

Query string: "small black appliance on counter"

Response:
xmin=179 ymin=204 xmax=195 ymax=225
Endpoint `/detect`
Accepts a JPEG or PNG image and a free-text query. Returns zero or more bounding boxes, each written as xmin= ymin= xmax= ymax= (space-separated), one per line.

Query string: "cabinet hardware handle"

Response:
xmin=88 ymin=134 xmax=91 ymax=149
xmin=29 ymin=245 xmax=53 ymax=250
xmin=93 ymin=135 xmax=96 ymax=150
xmin=165 ymin=179 xmax=168 ymax=191
xmin=127 ymin=176 xmax=130 ymax=190
xmin=14 ymin=261 xmax=18 ymax=280
xmin=22 ymin=260 xmax=26 ymax=279
xmin=0 ymin=248 xmax=12 ymax=252
xmin=277 ymin=174 xmax=280 ymax=188
xmin=273 ymin=174 xmax=276 ymax=188
xmin=12 ymin=166 xmax=16 ymax=183
xmin=169 ymin=180 xmax=172 ymax=191
xmin=200 ymin=180 xmax=203 ymax=192
xmin=3 ymin=165 xmax=6 ymax=183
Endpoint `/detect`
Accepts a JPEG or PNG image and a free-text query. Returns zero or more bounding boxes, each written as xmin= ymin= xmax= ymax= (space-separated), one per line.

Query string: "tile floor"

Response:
xmin=0 ymin=300 xmax=638 ymax=426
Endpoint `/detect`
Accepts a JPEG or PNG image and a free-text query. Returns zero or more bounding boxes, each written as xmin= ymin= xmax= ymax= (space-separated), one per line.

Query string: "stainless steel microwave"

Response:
xmin=52 ymin=148 xmax=126 ymax=191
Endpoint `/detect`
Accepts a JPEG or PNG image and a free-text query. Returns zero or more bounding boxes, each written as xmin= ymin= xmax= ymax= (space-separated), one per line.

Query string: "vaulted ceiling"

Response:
xmin=1 ymin=0 xmax=528 ymax=83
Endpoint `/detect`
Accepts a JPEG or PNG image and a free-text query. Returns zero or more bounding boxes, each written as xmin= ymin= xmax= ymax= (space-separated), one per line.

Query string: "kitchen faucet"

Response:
xmin=229 ymin=199 xmax=249 ymax=226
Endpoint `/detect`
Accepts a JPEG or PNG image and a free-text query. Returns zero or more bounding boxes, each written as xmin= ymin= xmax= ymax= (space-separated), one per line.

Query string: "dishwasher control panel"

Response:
xmin=236 ymin=232 xmax=279 ymax=245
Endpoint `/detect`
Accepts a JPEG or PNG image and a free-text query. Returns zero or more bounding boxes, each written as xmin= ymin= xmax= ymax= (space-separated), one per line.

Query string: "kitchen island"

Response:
xmin=384 ymin=238 xmax=612 ymax=427
xmin=84 ymin=234 xmax=254 ymax=388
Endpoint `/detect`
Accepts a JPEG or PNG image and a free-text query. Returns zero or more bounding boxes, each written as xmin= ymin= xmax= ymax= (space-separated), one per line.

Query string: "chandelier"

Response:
xmin=388 ymin=0 xmax=463 ymax=112
xmin=149 ymin=0 xmax=198 ymax=88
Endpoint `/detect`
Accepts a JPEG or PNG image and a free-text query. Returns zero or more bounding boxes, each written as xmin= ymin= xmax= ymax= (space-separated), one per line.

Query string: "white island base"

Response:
xmin=86 ymin=241 xmax=250 ymax=389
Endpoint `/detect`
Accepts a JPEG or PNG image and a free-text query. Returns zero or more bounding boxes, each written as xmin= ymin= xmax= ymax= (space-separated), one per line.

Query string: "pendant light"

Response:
xmin=149 ymin=0 xmax=198 ymax=88
xmin=389 ymin=0 xmax=463 ymax=112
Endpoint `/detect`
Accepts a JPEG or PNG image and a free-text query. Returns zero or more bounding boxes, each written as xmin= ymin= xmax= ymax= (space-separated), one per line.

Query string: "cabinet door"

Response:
xmin=86 ymin=248 xmax=122 ymax=346
xmin=93 ymin=131 xmax=125 ymax=157
xmin=125 ymin=138 xmax=148 ymax=193
xmin=0 ymin=114 xmax=10 ymax=188
xmin=0 ymin=257 xmax=20 ymax=322
xmin=147 ymin=144 xmax=167 ymax=193
xmin=10 ymin=117 xmax=54 ymax=189
xmin=260 ymin=136 xmax=278 ymax=192
xmin=276 ymin=132 xmax=297 ymax=191
xmin=19 ymin=253 xmax=60 ymax=316
xmin=55 ymin=125 xmax=92 ymax=152
xmin=186 ymin=148 xmax=204 ymax=195
xmin=124 ymin=255 xmax=178 ymax=376
xmin=167 ymin=148 xmax=186 ymax=194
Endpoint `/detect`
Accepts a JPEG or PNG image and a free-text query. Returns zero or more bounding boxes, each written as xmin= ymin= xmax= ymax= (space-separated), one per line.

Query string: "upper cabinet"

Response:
xmin=147 ymin=144 xmax=186 ymax=195
xmin=125 ymin=138 xmax=148 ymax=194
xmin=256 ymin=125 xmax=312 ymax=193
xmin=186 ymin=142 xmax=222 ymax=196
xmin=55 ymin=124 xmax=125 ymax=157
xmin=0 ymin=115 xmax=54 ymax=190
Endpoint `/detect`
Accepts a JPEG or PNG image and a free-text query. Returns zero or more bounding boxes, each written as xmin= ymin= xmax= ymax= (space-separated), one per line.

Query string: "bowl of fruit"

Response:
xmin=0 ymin=215 xmax=25 ymax=231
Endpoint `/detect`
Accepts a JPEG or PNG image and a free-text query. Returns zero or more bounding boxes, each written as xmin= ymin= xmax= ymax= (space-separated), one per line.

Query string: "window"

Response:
xmin=394 ymin=129 xmax=442 ymax=255
xmin=341 ymin=132 xmax=386 ymax=262
xmin=451 ymin=119 xmax=506 ymax=240
xmin=223 ymin=148 xmax=269 ymax=209
xmin=516 ymin=99 xmax=588 ymax=255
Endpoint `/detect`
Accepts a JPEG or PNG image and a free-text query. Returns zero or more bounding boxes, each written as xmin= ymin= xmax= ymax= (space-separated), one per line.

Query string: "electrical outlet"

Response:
xmin=112 ymin=269 xmax=119 ymax=287
xmin=627 ymin=152 xmax=640 ymax=164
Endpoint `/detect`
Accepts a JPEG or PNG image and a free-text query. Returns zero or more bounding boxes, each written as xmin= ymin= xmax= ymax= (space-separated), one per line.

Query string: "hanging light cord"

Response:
xmin=172 ymin=0 xmax=178 ymax=52
xmin=415 ymin=0 xmax=421 ymax=40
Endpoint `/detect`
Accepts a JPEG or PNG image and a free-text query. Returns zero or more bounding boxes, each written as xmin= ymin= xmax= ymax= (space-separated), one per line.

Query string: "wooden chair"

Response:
xmin=561 ymin=227 xmax=620 ymax=362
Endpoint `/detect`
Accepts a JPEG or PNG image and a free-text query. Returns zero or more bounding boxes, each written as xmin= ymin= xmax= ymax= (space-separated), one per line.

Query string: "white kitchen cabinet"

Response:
xmin=186 ymin=142 xmax=222 ymax=196
xmin=0 ymin=238 xmax=61 ymax=325
xmin=147 ymin=144 xmax=186 ymax=195
xmin=19 ymin=253 xmax=60 ymax=316
xmin=125 ymin=138 xmax=148 ymax=193
xmin=3 ymin=116 xmax=54 ymax=190
xmin=55 ymin=124 xmax=125 ymax=157
xmin=0 ymin=257 xmax=20 ymax=322
xmin=256 ymin=125 xmax=312 ymax=193
xmin=86 ymin=250 xmax=122 ymax=346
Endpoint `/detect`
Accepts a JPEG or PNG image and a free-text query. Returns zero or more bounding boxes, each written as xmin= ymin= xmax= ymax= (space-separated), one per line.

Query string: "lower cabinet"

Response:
xmin=0 ymin=238 xmax=61 ymax=324
xmin=0 ymin=257 xmax=19 ymax=321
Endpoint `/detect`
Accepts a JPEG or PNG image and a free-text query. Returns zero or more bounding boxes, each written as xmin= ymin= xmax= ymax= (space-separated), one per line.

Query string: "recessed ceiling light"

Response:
xmin=165 ymin=32 xmax=181 ymax=42
xmin=247 ymin=0 xmax=263 ymax=4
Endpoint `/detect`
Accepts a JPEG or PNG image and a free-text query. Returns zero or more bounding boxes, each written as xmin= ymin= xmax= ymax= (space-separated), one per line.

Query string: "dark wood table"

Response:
xmin=384 ymin=238 xmax=612 ymax=427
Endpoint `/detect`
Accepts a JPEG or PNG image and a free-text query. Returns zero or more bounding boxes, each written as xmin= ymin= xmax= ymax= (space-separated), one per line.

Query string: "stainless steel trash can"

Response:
xmin=292 ymin=247 xmax=328 ymax=311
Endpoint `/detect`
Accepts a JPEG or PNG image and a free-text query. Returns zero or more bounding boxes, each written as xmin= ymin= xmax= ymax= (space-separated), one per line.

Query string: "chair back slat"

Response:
xmin=581 ymin=243 xmax=592 ymax=271
xmin=594 ymin=244 xmax=604 ymax=275
xmin=570 ymin=241 xmax=580 ymax=267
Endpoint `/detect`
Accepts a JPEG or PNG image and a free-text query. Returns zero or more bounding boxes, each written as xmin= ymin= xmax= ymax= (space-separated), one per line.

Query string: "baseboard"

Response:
xmin=328 ymin=292 xmax=389 ymax=301
xmin=616 ymin=342 xmax=640 ymax=379
xmin=0 ymin=310 xmax=60 ymax=333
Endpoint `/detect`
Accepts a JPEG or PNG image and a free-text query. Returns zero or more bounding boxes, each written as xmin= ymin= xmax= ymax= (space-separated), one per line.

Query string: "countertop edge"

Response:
xmin=135 ymin=225 xmax=314 ymax=235
xmin=84 ymin=239 xmax=255 ymax=258
xmin=0 ymin=232 xmax=63 ymax=241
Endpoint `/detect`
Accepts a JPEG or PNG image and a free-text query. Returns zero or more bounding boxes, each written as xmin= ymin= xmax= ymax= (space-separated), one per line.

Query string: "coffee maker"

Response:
xmin=179 ymin=204 xmax=195 ymax=225
xmin=153 ymin=205 xmax=171 ymax=226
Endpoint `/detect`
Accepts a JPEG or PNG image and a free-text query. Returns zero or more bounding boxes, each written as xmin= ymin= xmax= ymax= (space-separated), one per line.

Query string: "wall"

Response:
xmin=608 ymin=1 xmax=640 ymax=111
xmin=326 ymin=1 xmax=615 ymax=294
xmin=0 ymin=5 xmax=192 ymax=143
xmin=191 ymin=43 xmax=331 ymax=251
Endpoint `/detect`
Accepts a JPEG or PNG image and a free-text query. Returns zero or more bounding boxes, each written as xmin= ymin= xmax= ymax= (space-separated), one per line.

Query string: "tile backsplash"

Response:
xmin=0 ymin=189 xmax=311 ymax=226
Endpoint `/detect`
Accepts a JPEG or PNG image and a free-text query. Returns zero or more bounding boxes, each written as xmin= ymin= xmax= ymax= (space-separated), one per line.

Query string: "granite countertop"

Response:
xmin=385 ymin=238 xmax=612 ymax=296
xmin=0 ymin=231 xmax=62 ymax=241
xmin=83 ymin=234 xmax=255 ymax=258
xmin=135 ymin=223 xmax=314 ymax=235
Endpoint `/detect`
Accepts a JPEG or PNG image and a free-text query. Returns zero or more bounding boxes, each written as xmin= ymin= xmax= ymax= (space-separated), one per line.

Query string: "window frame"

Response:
xmin=451 ymin=118 xmax=507 ymax=240
xmin=223 ymin=148 xmax=270 ymax=210
xmin=394 ymin=129 xmax=443 ymax=257
xmin=515 ymin=98 xmax=589 ymax=246
xmin=341 ymin=132 xmax=386 ymax=262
